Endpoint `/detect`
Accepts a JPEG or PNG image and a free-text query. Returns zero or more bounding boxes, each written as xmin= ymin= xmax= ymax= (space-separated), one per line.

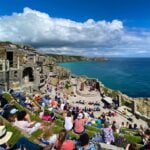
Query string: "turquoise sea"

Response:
xmin=59 ymin=58 xmax=150 ymax=98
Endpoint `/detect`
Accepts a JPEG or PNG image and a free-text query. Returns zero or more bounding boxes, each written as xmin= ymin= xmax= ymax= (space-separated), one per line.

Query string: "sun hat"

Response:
xmin=10 ymin=108 xmax=18 ymax=114
xmin=78 ymin=113 xmax=83 ymax=119
xmin=0 ymin=126 xmax=12 ymax=145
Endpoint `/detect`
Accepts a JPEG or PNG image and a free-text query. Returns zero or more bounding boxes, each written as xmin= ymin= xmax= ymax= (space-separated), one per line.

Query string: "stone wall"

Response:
xmin=100 ymin=82 xmax=150 ymax=121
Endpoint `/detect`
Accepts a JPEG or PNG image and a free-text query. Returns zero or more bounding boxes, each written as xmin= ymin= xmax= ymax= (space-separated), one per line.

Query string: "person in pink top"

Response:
xmin=73 ymin=113 xmax=86 ymax=134
xmin=55 ymin=129 xmax=75 ymax=150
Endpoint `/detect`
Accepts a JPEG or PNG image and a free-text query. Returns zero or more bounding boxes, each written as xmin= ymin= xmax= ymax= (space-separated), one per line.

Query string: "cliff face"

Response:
xmin=48 ymin=54 xmax=108 ymax=63
xmin=48 ymin=54 xmax=89 ymax=63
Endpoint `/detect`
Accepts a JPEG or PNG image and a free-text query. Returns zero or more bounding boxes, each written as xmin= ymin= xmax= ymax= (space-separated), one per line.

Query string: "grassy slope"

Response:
xmin=2 ymin=92 xmax=143 ymax=148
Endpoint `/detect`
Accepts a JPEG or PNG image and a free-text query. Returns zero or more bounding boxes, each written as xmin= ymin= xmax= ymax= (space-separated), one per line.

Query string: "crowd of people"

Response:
xmin=0 ymin=77 xmax=150 ymax=150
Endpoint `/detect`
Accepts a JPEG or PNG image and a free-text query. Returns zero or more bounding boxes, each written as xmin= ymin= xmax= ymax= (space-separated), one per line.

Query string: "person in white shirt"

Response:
xmin=14 ymin=110 xmax=41 ymax=134
xmin=60 ymin=102 xmax=65 ymax=110
xmin=64 ymin=111 xmax=73 ymax=131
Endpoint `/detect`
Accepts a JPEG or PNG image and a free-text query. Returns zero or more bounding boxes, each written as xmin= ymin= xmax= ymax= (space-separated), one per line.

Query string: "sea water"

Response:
xmin=59 ymin=58 xmax=150 ymax=98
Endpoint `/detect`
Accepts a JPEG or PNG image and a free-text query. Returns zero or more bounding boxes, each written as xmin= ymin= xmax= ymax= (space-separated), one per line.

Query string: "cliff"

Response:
xmin=47 ymin=54 xmax=108 ymax=63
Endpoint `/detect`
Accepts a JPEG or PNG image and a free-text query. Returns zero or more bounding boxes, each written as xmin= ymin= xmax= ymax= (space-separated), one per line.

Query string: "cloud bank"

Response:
xmin=0 ymin=7 xmax=150 ymax=57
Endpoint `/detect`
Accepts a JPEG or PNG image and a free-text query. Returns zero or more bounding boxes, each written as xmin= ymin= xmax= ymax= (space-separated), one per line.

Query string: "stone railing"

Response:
xmin=100 ymin=82 xmax=150 ymax=121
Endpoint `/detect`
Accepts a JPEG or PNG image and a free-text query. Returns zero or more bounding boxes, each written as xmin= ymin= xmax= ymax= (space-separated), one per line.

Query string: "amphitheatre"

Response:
xmin=0 ymin=42 xmax=150 ymax=150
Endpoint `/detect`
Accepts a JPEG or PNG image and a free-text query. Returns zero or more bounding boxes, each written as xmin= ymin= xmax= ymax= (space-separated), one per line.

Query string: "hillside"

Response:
xmin=47 ymin=53 xmax=108 ymax=63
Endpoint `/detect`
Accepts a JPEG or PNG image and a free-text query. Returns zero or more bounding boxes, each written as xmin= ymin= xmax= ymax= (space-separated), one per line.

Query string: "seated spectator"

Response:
xmin=0 ymin=95 xmax=8 ymax=108
xmin=12 ymin=137 xmax=42 ymax=150
xmin=8 ymin=112 xmax=18 ymax=123
xmin=0 ymin=125 xmax=12 ymax=150
xmin=24 ymin=96 xmax=39 ymax=112
xmin=89 ymin=111 xmax=94 ymax=118
xmin=77 ymin=133 xmax=98 ymax=150
xmin=64 ymin=111 xmax=73 ymax=131
xmin=34 ymin=94 xmax=41 ymax=103
xmin=112 ymin=121 xmax=120 ymax=133
xmin=120 ymin=122 xmax=125 ymax=128
xmin=50 ymin=99 xmax=58 ymax=108
xmin=14 ymin=110 xmax=41 ymax=134
xmin=40 ymin=123 xmax=57 ymax=146
xmin=72 ymin=108 xmax=78 ymax=120
xmin=74 ymin=113 xmax=86 ymax=134
xmin=125 ymin=143 xmax=138 ymax=150
xmin=138 ymin=125 xmax=144 ymax=136
xmin=2 ymin=104 xmax=18 ymax=120
xmin=101 ymin=123 xmax=115 ymax=144
xmin=133 ymin=124 xmax=138 ymax=130
xmin=107 ymin=111 xmax=112 ymax=117
xmin=40 ymin=110 xmax=53 ymax=122
xmin=96 ymin=117 xmax=102 ymax=129
xmin=129 ymin=124 xmax=133 ymax=129
xmin=142 ymin=129 xmax=150 ymax=149
xmin=106 ymin=118 xmax=111 ymax=125
xmin=60 ymin=102 xmax=65 ymax=111
xmin=40 ymin=96 xmax=50 ymax=106
xmin=126 ymin=122 xmax=129 ymax=128
xmin=55 ymin=129 xmax=75 ymax=150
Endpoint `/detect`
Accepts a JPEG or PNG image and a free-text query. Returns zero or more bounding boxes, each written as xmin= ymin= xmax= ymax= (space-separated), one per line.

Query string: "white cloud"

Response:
xmin=0 ymin=7 xmax=150 ymax=57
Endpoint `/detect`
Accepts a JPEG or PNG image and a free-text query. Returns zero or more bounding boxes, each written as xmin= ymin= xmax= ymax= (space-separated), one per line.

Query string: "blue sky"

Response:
xmin=1 ymin=0 xmax=150 ymax=28
xmin=0 ymin=0 xmax=150 ymax=57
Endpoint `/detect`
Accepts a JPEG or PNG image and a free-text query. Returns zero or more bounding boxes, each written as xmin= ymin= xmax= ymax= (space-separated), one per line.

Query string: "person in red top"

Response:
xmin=55 ymin=129 xmax=75 ymax=150
xmin=73 ymin=113 xmax=86 ymax=134
xmin=34 ymin=94 xmax=41 ymax=103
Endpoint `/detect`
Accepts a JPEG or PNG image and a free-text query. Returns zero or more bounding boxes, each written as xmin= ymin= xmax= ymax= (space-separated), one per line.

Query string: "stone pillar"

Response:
xmin=4 ymin=82 xmax=8 ymax=91
xmin=132 ymin=100 xmax=136 ymax=114
xmin=34 ymin=55 xmax=36 ymax=64
xmin=2 ymin=61 xmax=5 ymax=72
xmin=20 ymin=67 xmax=23 ymax=88
xmin=118 ymin=94 xmax=122 ymax=107
xmin=17 ymin=57 xmax=20 ymax=69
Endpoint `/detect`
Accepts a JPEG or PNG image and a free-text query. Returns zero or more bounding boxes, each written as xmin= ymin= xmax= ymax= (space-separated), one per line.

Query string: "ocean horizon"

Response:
xmin=59 ymin=57 xmax=150 ymax=98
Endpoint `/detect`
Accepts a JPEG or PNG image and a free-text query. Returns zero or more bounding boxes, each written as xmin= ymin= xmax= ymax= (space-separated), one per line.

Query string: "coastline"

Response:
xmin=57 ymin=61 xmax=150 ymax=121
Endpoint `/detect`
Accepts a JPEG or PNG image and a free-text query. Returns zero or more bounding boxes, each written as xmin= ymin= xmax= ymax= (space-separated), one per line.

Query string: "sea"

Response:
xmin=59 ymin=58 xmax=150 ymax=98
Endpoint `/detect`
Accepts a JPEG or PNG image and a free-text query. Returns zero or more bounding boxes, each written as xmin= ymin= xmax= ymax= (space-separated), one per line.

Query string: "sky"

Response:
xmin=0 ymin=0 xmax=150 ymax=57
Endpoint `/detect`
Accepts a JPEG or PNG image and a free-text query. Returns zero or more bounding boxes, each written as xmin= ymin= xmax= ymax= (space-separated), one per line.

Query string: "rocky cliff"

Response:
xmin=48 ymin=54 xmax=108 ymax=63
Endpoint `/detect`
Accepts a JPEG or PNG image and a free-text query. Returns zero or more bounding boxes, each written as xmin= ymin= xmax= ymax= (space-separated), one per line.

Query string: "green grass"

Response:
xmin=53 ymin=125 xmax=63 ymax=134
xmin=2 ymin=92 xmax=13 ymax=102
xmin=85 ymin=125 xmax=101 ymax=133
xmin=31 ymin=129 xmax=43 ymax=138
xmin=68 ymin=131 xmax=79 ymax=140
xmin=2 ymin=92 xmax=144 ymax=149
xmin=124 ymin=134 xmax=142 ymax=144
xmin=120 ymin=128 xmax=139 ymax=135
xmin=54 ymin=119 xmax=64 ymax=126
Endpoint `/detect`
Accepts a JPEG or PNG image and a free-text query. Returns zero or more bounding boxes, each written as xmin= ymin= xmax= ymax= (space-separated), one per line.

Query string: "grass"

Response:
xmin=31 ymin=129 xmax=43 ymax=138
xmin=85 ymin=125 xmax=101 ymax=133
xmin=124 ymin=134 xmax=142 ymax=144
xmin=53 ymin=125 xmax=63 ymax=134
xmin=1 ymin=92 xmax=144 ymax=149
xmin=54 ymin=119 xmax=64 ymax=126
